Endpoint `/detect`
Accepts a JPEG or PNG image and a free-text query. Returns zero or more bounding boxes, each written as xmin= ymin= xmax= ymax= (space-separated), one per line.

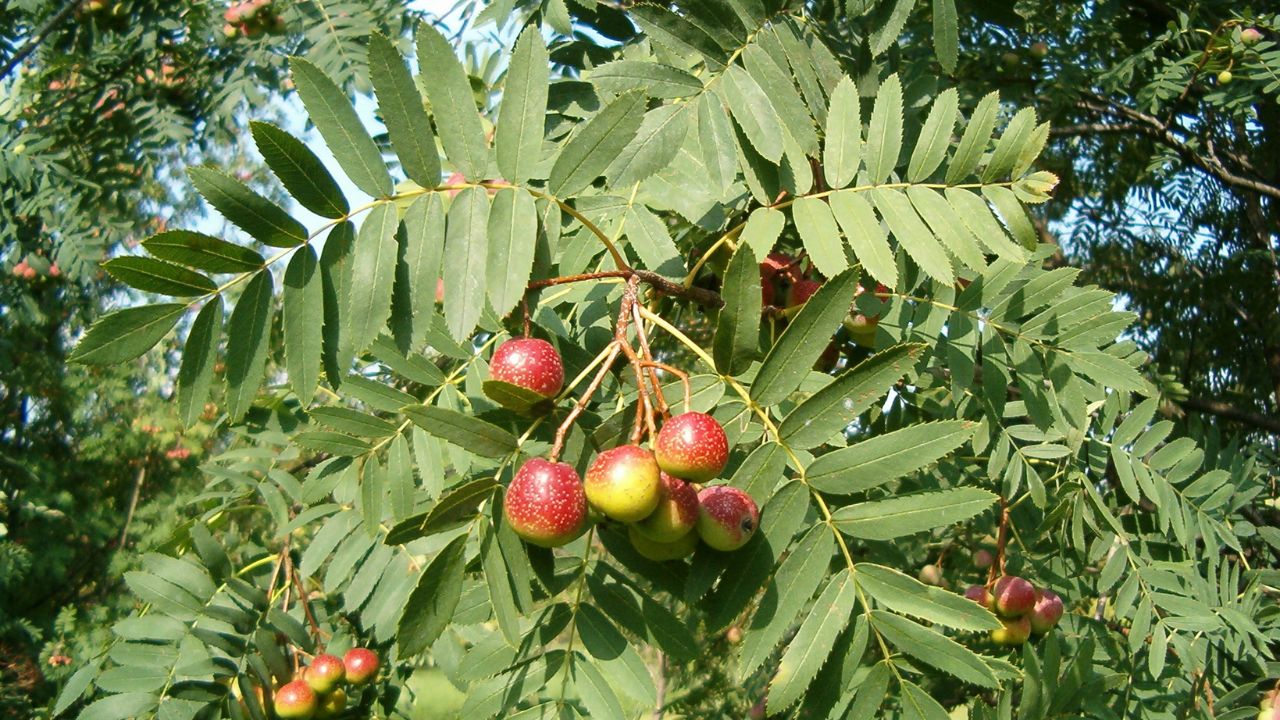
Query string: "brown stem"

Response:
xmin=639 ymin=360 xmax=692 ymax=415
xmin=615 ymin=276 xmax=656 ymax=443
xmin=654 ymin=652 xmax=667 ymax=720
xmin=521 ymin=297 xmax=532 ymax=338
xmin=526 ymin=269 xmax=724 ymax=309
xmin=550 ymin=344 xmax=622 ymax=461
xmin=118 ymin=463 xmax=147 ymax=548
xmin=988 ymin=497 xmax=1010 ymax=585
xmin=292 ymin=566 xmax=325 ymax=643
xmin=632 ymin=303 xmax=671 ymax=419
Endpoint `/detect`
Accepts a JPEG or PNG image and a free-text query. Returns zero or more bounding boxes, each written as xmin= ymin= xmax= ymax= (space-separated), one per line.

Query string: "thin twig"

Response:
xmin=550 ymin=344 xmax=621 ymax=461
xmin=0 ymin=0 xmax=81 ymax=80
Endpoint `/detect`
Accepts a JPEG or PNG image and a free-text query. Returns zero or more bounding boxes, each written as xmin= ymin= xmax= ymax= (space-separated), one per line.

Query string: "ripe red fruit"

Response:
xmin=761 ymin=278 xmax=776 ymax=306
xmin=991 ymin=575 xmax=1037 ymax=618
xmin=273 ymin=680 xmax=317 ymax=719
xmin=584 ymin=445 xmax=662 ymax=522
xmin=504 ymin=458 xmax=588 ymax=547
xmin=696 ymin=486 xmax=759 ymax=551
xmin=654 ymin=412 xmax=729 ymax=482
xmin=489 ymin=338 xmax=564 ymax=399
xmin=787 ymin=279 xmax=822 ymax=307
xmin=963 ymin=584 xmax=992 ymax=606
xmin=989 ymin=615 xmax=1032 ymax=646
xmin=305 ymin=654 xmax=345 ymax=694
xmin=760 ymin=252 xmax=801 ymax=283
xmin=343 ymin=648 xmax=379 ymax=685
xmin=1029 ymin=588 xmax=1064 ymax=634
xmin=316 ymin=688 xmax=347 ymax=718
xmin=633 ymin=472 xmax=699 ymax=543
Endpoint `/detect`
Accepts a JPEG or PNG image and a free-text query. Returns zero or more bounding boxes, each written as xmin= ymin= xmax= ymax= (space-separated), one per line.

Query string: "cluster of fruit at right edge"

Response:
xmin=272 ymin=648 xmax=379 ymax=719
xmin=963 ymin=575 xmax=1064 ymax=646
xmin=1258 ymin=687 xmax=1280 ymax=720
xmin=222 ymin=0 xmax=287 ymax=39
xmin=489 ymin=338 xmax=761 ymax=560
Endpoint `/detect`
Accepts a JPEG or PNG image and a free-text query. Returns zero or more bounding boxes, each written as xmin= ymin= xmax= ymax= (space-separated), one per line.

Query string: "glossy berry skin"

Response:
xmin=633 ymin=473 xmax=699 ymax=543
xmin=489 ymin=338 xmax=564 ymax=399
xmin=963 ymin=584 xmax=992 ymax=606
xmin=991 ymin=576 xmax=1037 ymax=618
xmin=316 ymin=688 xmax=347 ymax=719
xmin=274 ymin=680 xmax=317 ymax=719
xmin=305 ymin=654 xmax=345 ymax=694
xmin=1029 ymin=588 xmax=1064 ymax=634
xmin=1218 ymin=70 xmax=1233 ymax=84
xmin=628 ymin=525 xmax=698 ymax=561
xmin=787 ymin=279 xmax=822 ymax=307
xmin=696 ymin=486 xmax=759 ymax=551
xmin=989 ymin=615 xmax=1032 ymax=646
xmin=343 ymin=648 xmax=379 ymax=685
xmin=585 ymin=446 xmax=662 ymax=522
xmin=504 ymin=459 xmax=588 ymax=547
xmin=1241 ymin=28 xmax=1263 ymax=45
xmin=654 ymin=412 xmax=729 ymax=482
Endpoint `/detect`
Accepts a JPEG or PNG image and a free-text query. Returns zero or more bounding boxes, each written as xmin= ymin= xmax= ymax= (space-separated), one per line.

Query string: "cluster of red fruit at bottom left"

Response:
xmin=271 ymin=648 xmax=378 ymax=719
xmin=489 ymin=338 xmax=761 ymax=561
xmin=964 ymin=575 xmax=1064 ymax=646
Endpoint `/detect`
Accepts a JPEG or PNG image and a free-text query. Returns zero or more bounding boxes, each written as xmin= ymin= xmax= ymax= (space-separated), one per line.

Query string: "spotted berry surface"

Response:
xmin=633 ymin=472 xmax=699 ymax=543
xmin=584 ymin=445 xmax=662 ymax=522
xmin=1029 ymin=587 xmax=1064 ymax=634
xmin=489 ymin=338 xmax=564 ymax=398
xmin=343 ymin=648 xmax=380 ymax=685
xmin=305 ymin=654 xmax=344 ymax=693
xmin=504 ymin=458 xmax=587 ymax=547
xmin=696 ymin=486 xmax=759 ymax=551
xmin=992 ymin=575 xmax=1037 ymax=617
xmin=274 ymin=680 xmax=317 ymax=719
xmin=654 ymin=412 xmax=728 ymax=482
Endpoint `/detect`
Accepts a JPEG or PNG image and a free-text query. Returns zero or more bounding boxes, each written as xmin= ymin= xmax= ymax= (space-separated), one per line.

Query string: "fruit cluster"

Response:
xmin=964 ymin=575 xmax=1064 ymax=646
xmin=491 ymin=337 xmax=760 ymax=561
xmin=759 ymin=251 xmax=889 ymax=349
xmin=222 ymin=0 xmax=286 ymax=39
xmin=273 ymin=648 xmax=379 ymax=719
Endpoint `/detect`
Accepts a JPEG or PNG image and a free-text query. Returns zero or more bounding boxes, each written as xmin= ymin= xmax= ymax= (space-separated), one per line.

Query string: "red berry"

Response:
xmin=504 ymin=458 xmax=588 ymax=547
xmin=963 ymin=584 xmax=992 ymax=605
xmin=760 ymin=252 xmax=800 ymax=283
xmin=991 ymin=575 xmax=1037 ymax=618
xmin=787 ymin=279 xmax=822 ymax=306
xmin=696 ymin=486 xmax=759 ymax=551
xmin=653 ymin=412 xmax=728 ymax=482
xmin=342 ymin=648 xmax=379 ymax=685
xmin=584 ymin=445 xmax=662 ymax=522
xmin=489 ymin=338 xmax=564 ymax=399
xmin=273 ymin=680 xmax=317 ymax=719
xmin=1029 ymin=588 xmax=1064 ymax=634
xmin=632 ymin=472 xmax=699 ymax=543
xmin=305 ymin=654 xmax=344 ymax=694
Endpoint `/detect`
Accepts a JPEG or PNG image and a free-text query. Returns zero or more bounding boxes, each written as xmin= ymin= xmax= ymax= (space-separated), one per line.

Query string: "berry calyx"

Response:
xmin=504 ymin=458 xmax=588 ymax=547
xmin=305 ymin=654 xmax=345 ymax=694
xmin=273 ymin=680 xmax=317 ymax=719
xmin=991 ymin=575 xmax=1037 ymax=618
xmin=989 ymin=615 xmax=1032 ymax=646
xmin=633 ymin=473 xmax=699 ymax=543
xmin=653 ymin=412 xmax=729 ymax=482
xmin=489 ymin=338 xmax=564 ymax=399
xmin=1029 ymin=588 xmax=1064 ymax=634
xmin=628 ymin=525 xmax=698 ymax=561
xmin=343 ymin=648 xmax=379 ymax=685
xmin=584 ymin=445 xmax=662 ymax=522
xmin=696 ymin=486 xmax=759 ymax=551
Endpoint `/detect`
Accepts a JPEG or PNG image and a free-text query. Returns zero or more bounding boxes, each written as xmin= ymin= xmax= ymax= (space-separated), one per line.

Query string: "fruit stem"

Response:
xmin=632 ymin=301 xmax=671 ymax=419
xmin=989 ymin=495 xmax=1010 ymax=585
xmin=615 ymin=277 xmax=657 ymax=442
xmin=549 ymin=343 xmax=622 ymax=462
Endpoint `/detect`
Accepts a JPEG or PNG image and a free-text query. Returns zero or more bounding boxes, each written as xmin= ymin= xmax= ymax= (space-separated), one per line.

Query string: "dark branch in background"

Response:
xmin=1178 ymin=396 xmax=1280 ymax=434
xmin=0 ymin=0 xmax=81 ymax=80
xmin=1058 ymin=94 xmax=1280 ymax=201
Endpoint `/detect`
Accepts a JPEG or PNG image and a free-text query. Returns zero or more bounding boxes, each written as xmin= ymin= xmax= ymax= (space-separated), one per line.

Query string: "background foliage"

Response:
xmin=2 ymin=0 xmax=1279 ymax=719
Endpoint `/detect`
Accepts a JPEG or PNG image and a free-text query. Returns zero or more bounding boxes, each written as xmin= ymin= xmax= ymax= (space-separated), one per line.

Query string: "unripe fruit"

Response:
xmin=504 ymin=458 xmax=588 ymax=547
xmin=1029 ymin=588 xmax=1064 ymax=634
xmin=316 ymin=688 xmax=347 ymax=718
xmin=726 ymin=626 xmax=743 ymax=644
xmin=918 ymin=564 xmax=943 ymax=586
xmin=1001 ymin=51 xmax=1020 ymax=67
xmin=787 ymin=279 xmax=822 ymax=307
xmin=654 ymin=412 xmax=729 ymax=482
xmin=628 ymin=525 xmax=697 ymax=560
xmin=991 ymin=576 xmax=1037 ymax=618
xmin=223 ymin=23 xmax=238 ymax=39
xmin=489 ymin=338 xmax=564 ymax=399
xmin=1218 ymin=70 xmax=1233 ymax=84
xmin=989 ymin=615 xmax=1032 ymax=646
xmin=585 ymin=446 xmax=662 ymax=522
xmin=1241 ymin=28 xmax=1262 ymax=46
xmin=305 ymin=654 xmax=345 ymax=694
xmin=973 ymin=549 xmax=994 ymax=570
xmin=633 ymin=473 xmax=699 ymax=543
xmin=1259 ymin=709 xmax=1278 ymax=720
xmin=963 ymin=584 xmax=992 ymax=606
xmin=273 ymin=680 xmax=317 ymax=719
xmin=343 ymin=648 xmax=379 ymax=685
xmin=696 ymin=486 xmax=759 ymax=551
xmin=1030 ymin=41 xmax=1049 ymax=58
